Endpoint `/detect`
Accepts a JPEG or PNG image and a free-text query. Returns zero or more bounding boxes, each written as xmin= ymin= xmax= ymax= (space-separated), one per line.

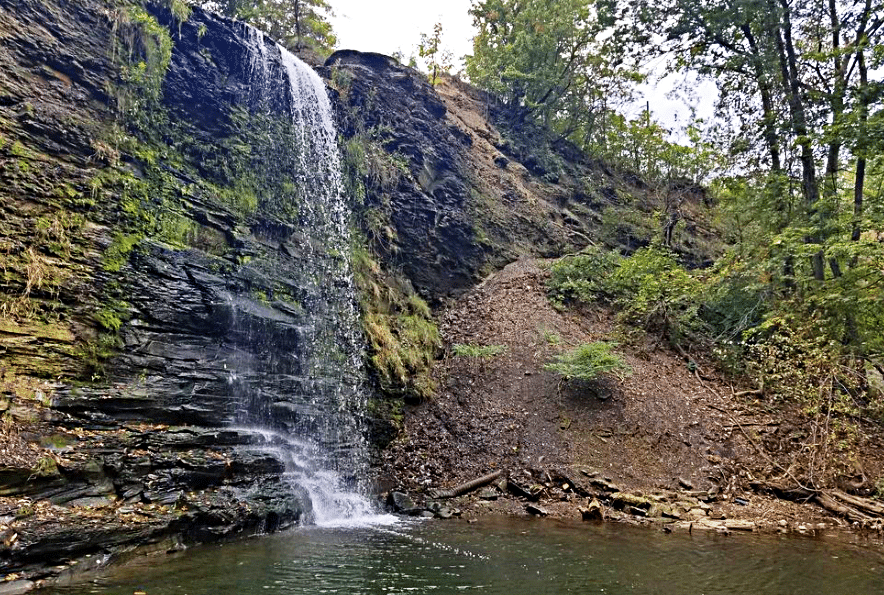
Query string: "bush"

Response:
xmin=547 ymin=246 xmax=621 ymax=305
xmin=548 ymin=246 xmax=705 ymax=347
xmin=611 ymin=247 xmax=705 ymax=344
xmin=544 ymin=342 xmax=631 ymax=381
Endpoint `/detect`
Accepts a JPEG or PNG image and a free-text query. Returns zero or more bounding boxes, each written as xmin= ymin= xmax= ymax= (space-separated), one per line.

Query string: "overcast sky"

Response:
xmin=328 ymin=0 xmax=717 ymax=137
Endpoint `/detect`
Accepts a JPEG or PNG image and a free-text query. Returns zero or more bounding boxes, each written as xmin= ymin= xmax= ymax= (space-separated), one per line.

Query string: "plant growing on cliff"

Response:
xmin=417 ymin=22 xmax=453 ymax=85
xmin=109 ymin=5 xmax=173 ymax=118
xmin=352 ymin=240 xmax=440 ymax=401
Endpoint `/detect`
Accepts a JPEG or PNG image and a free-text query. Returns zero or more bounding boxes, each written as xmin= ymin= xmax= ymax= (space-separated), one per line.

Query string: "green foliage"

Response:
xmin=541 ymin=329 xmax=562 ymax=345
xmin=418 ymin=22 xmax=453 ymax=84
xmin=874 ymin=477 xmax=884 ymax=501
xmin=544 ymin=341 xmax=631 ymax=381
xmin=352 ymin=238 xmax=440 ymax=401
xmin=208 ymin=0 xmax=337 ymax=54
xmin=94 ymin=307 xmax=123 ymax=332
xmin=110 ymin=4 xmax=173 ymax=119
xmin=452 ymin=343 xmax=507 ymax=358
xmin=609 ymin=247 xmax=704 ymax=340
xmin=76 ymin=333 xmax=122 ymax=382
xmin=31 ymin=455 xmax=60 ymax=478
xmin=591 ymin=113 xmax=725 ymax=185
xmin=342 ymin=126 xmax=410 ymax=253
xmin=163 ymin=0 xmax=192 ymax=26
xmin=92 ymin=297 xmax=130 ymax=334
xmin=467 ymin=0 xmax=638 ymax=145
xmin=329 ymin=66 xmax=354 ymax=95
xmin=103 ymin=233 xmax=141 ymax=272
xmin=549 ymin=246 xmax=707 ymax=347
xmin=547 ymin=246 xmax=622 ymax=305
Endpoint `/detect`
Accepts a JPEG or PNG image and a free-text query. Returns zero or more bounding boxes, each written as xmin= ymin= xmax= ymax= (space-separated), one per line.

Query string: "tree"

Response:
xmin=202 ymin=0 xmax=337 ymax=54
xmin=627 ymin=0 xmax=883 ymax=277
xmin=418 ymin=22 xmax=454 ymax=84
xmin=621 ymin=0 xmax=884 ymax=393
xmin=466 ymin=0 xmax=639 ymax=140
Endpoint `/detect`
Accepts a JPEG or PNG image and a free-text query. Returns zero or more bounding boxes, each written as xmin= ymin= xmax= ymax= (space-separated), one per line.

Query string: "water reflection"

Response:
xmin=45 ymin=518 xmax=884 ymax=595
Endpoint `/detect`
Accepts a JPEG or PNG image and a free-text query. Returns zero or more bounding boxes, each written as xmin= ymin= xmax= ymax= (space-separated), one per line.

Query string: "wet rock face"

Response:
xmin=0 ymin=0 xmax=339 ymax=577
xmin=325 ymin=50 xmax=486 ymax=300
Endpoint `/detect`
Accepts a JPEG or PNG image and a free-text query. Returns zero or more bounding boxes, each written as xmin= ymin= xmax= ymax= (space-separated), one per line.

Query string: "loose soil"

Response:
xmin=381 ymin=259 xmax=884 ymax=536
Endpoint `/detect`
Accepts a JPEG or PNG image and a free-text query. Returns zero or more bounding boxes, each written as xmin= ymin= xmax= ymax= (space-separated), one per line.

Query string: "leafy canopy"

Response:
xmin=201 ymin=0 xmax=337 ymax=54
xmin=466 ymin=0 xmax=638 ymax=136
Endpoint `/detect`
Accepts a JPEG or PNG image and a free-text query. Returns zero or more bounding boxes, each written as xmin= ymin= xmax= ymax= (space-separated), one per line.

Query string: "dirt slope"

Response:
xmin=381 ymin=259 xmax=884 ymax=532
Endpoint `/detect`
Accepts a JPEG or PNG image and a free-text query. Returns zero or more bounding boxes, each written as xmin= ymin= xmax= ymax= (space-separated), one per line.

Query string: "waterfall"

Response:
xmin=230 ymin=25 xmax=392 ymax=527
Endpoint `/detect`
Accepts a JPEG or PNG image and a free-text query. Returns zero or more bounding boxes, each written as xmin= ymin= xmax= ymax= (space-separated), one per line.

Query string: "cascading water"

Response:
xmin=228 ymin=25 xmax=394 ymax=527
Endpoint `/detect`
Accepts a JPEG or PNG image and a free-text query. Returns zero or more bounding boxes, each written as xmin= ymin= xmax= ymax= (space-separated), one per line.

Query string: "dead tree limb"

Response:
xmin=815 ymin=491 xmax=876 ymax=524
xmin=830 ymin=489 xmax=884 ymax=516
xmin=430 ymin=470 xmax=502 ymax=499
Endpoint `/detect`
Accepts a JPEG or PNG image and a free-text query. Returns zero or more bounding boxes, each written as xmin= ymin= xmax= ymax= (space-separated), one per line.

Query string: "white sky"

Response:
xmin=330 ymin=0 xmax=475 ymax=65
xmin=328 ymin=0 xmax=717 ymax=138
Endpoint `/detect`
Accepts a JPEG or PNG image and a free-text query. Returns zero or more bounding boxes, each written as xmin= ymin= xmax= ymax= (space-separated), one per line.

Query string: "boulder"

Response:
xmin=580 ymin=499 xmax=604 ymax=521
xmin=526 ymin=504 xmax=548 ymax=517
xmin=386 ymin=491 xmax=418 ymax=513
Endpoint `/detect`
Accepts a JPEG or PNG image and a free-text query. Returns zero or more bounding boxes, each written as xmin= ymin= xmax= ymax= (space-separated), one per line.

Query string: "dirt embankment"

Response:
xmin=381 ymin=259 xmax=884 ymax=537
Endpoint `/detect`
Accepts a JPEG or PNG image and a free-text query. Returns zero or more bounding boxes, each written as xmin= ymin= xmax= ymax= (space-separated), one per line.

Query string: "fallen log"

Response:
xmin=430 ymin=470 xmax=502 ymax=499
xmin=830 ymin=489 xmax=884 ymax=517
xmin=749 ymin=480 xmax=816 ymax=502
xmin=814 ymin=492 xmax=876 ymax=524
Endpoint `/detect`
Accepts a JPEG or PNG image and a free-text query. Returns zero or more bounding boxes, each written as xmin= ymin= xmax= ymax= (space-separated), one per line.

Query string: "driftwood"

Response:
xmin=750 ymin=480 xmax=816 ymax=502
xmin=430 ymin=470 xmax=502 ymax=499
xmin=753 ymin=480 xmax=884 ymax=525
xmin=829 ymin=489 xmax=884 ymax=517
xmin=814 ymin=492 xmax=875 ymax=524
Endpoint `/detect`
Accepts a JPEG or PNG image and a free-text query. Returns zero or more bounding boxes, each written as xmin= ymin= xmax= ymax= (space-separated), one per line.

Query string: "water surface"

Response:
xmin=46 ymin=517 xmax=884 ymax=594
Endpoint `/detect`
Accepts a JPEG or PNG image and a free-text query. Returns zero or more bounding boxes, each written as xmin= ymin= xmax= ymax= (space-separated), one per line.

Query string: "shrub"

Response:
xmin=610 ymin=247 xmax=705 ymax=344
xmin=547 ymin=246 xmax=621 ymax=305
xmin=544 ymin=342 xmax=631 ymax=381
xmin=548 ymin=246 xmax=705 ymax=347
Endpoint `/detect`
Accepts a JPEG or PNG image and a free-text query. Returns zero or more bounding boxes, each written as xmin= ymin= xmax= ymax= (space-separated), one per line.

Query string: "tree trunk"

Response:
xmin=773 ymin=0 xmax=825 ymax=281
xmin=294 ymin=0 xmax=301 ymax=49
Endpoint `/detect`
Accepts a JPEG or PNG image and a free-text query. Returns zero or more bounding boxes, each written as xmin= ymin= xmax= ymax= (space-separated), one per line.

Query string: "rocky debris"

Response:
xmin=477 ymin=488 xmax=499 ymax=500
xmin=505 ymin=479 xmax=543 ymax=502
xmin=426 ymin=501 xmax=456 ymax=519
xmin=525 ymin=504 xmax=548 ymax=517
xmin=383 ymin=493 xmax=463 ymax=519
xmin=386 ymin=466 xmax=733 ymax=527
xmin=386 ymin=492 xmax=420 ymax=515
xmin=580 ymin=499 xmax=604 ymax=521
